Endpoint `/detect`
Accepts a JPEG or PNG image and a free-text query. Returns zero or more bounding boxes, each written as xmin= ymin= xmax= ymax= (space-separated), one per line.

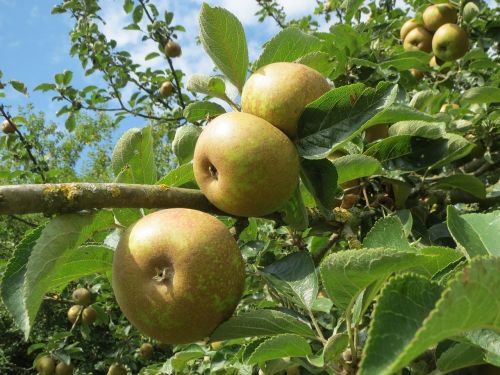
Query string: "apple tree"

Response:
xmin=0 ymin=0 xmax=499 ymax=374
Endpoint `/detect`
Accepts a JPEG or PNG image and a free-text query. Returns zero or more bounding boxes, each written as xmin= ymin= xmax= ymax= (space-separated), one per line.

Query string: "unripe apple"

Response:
xmin=193 ymin=112 xmax=300 ymax=217
xmin=139 ymin=343 xmax=154 ymax=359
xmin=410 ymin=69 xmax=424 ymax=80
xmin=403 ymin=27 xmax=433 ymax=53
xmin=81 ymin=306 xmax=97 ymax=325
xmin=67 ymin=305 xmax=82 ymax=324
xmin=35 ymin=355 xmax=56 ymax=375
xmin=72 ymin=287 xmax=91 ymax=306
xmin=55 ymin=362 xmax=74 ymax=375
xmin=107 ymin=363 xmax=127 ymax=375
xmin=164 ymin=40 xmax=182 ymax=58
xmin=159 ymin=81 xmax=174 ymax=97
xmin=432 ymin=23 xmax=469 ymax=61
xmin=2 ymin=119 xmax=15 ymax=134
xmin=423 ymin=3 xmax=457 ymax=32
xmin=400 ymin=19 xmax=420 ymax=41
xmin=112 ymin=208 xmax=245 ymax=344
xmin=241 ymin=62 xmax=330 ymax=138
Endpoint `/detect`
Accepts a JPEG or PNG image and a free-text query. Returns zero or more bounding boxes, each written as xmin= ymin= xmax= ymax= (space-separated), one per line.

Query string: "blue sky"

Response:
xmin=0 ymin=1 xmax=322 ymax=124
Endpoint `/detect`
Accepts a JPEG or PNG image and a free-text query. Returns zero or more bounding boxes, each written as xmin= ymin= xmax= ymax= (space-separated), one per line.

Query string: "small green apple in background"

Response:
xmin=403 ymin=26 xmax=433 ymax=53
xmin=423 ymin=3 xmax=457 ymax=32
xmin=432 ymin=23 xmax=469 ymax=61
xmin=2 ymin=119 xmax=15 ymax=134
xmin=81 ymin=306 xmax=97 ymax=325
xmin=107 ymin=363 xmax=127 ymax=375
xmin=400 ymin=19 xmax=421 ymax=40
xmin=164 ymin=40 xmax=182 ymax=57
xmin=159 ymin=80 xmax=174 ymax=97
xmin=193 ymin=112 xmax=300 ymax=217
xmin=67 ymin=305 xmax=82 ymax=324
xmin=139 ymin=343 xmax=154 ymax=359
xmin=112 ymin=208 xmax=245 ymax=344
xmin=72 ymin=287 xmax=91 ymax=306
xmin=55 ymin=362 xmax=74 ymax=375
xmin=410 ymin=69 xmax=424 ymax=79
xmin=241 ymin=62 xmax=330 ymax=138
xmin=35 ymin=355 xmax=56 ymax=375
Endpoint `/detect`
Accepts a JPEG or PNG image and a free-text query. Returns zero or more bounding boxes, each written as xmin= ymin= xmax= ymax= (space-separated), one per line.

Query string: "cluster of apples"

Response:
xmin=66 ymin=287 xmax=97 ymax=327
xmin=111 ymin=62 xmax=331 ymax=346
xmin=159 ymin=40 xmax=182 ymax=97
xmin=34 ymin=356 xmax=74 ymax=375
xmin=401 ymin=3 xmax=469 ymax=75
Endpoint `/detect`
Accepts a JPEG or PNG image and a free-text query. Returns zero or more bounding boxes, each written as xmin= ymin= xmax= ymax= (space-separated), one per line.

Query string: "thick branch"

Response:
xmin=0 ymin=183 xmax=215 ymax=215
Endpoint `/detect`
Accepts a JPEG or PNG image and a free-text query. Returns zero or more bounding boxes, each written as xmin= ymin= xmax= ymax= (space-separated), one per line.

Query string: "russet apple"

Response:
xmin=112 ymin=208 xmax=245 ymax=344
xmin=400 ymin=19 xmax=421 ymax=41
xmin=193 ymin=112 xmax=300 ymax=217
xmin=403 ymin=27 xmax=433 ymax=53
xmin=423 ymin=3 xmax=457 ymax=32
xmin=241 ymin=62 xmax=330 ymax=138
xmin=159 ymin=81 xmax=174 ymax=97
xmin=432 ymin=23 xmax=469 ymax=61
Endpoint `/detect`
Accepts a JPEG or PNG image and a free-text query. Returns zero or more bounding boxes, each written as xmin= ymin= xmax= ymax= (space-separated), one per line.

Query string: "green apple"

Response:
xmin=81 ymin=306 xmax=97 ymax=325
xmin=67 ymin=305 xmax=82 ymax=324
xmin=35 ymin=355 xmax=56 ymax=375
xmin=2 ymin=119 xmax=15 ymax=134
xmin=403 ymin=26 xmax=433 ymax=53
xmin=423 ymin=3 xmax=457 ymax=32
xmin=400 ymin=19 xmax=421 ymax=40
xmin=107 ymin=363 xmax=127 ymax=375
xmin=432 ymin=23 xmax=469 ymax=61
xmin=241 ymin=62 xmax=330 ymax=138
xmin=164 ymin=40 xmax=181 ymax=58
xmin=112 ymin=208 xmax=245 ymax=344
xmin=72 ymin=287 xmax=91 ymax=306
xmin=193 ymin=112 xmax=300 ymax=217
xmin=159 ymin=80 xmax=174 ymax=97
xmin=55 ymin=362 xmax=74 ymax=375
xmin=139 ymin=343 xmax=154 ymax=359
xmin=410 ymin=69 xmax=424 ymax=79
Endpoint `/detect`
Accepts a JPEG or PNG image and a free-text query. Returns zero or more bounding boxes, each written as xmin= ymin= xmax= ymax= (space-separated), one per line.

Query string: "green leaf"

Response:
xmin=144 ymin=52 xmax=160 ymax=61
xmin=379 ymin=51 xmax=430 ymax=71
xmin=170 ymin=347 xmax=205 ymax=371
xmin=431 ymin=133 xmax=475 ymax=168
xmin=23 ymin=211 xmax=115 ymax=338
xmin=132 ymin=5 xmax=143 ymax=23
xmin=246 ymin=334 xmax=312 ymax=365
xmin=300 ymin=159 xmax=338 ymax=218
xmin=183 ymin=101 xmax=225 ymax=123
xmin=65 ymin=113 xmax=76 ymax=132
xmin=156 ymin=163 xmax=196 ymax=187
xmin=9 ymin=80 xmax=28 ymax=95
xmin=123 ymin=0 xmax=134 ymax=13
xmin=462 ymin=86 xmax=500 ymax=104
xmin=331 ymin=154 xmax=381 ymax=185
xmin=342 ymin=0 xmax=365 ymax=23
xmin=447 ymin=206 xmax=500 ymax=257
xmin=323 ymin=333 xmax=349 ymax=368
xmin=388 ymin=120 xmax=446 ymax=139
xmin=172 ymin=124 xmax=202 ymax=165
xmin=297 ymin=82 xmax=398 ymax=159
xmin=295 ymin=52 xmax=334 ymax=77
xmin=463 ymin=2 xmax=480 ymax=23
xmin=281 ymin=185 xmax=309 ymax=230
xmin=34 ymin=83 xmax=56 ymax=92
xmin=437 ymin=342 xmax=486 ymax=373
xmin=431 ymin=175 xmax=486 ymax=199
xmin=255 ymin=27 xmax=322 ymax=70
xmin=62 ymin=70 xmax=73 ymax=85
xmin=0 ymin=226 xmax=44 ymax=334
xmin=262 ymin=252 xmax=318 ymax=310
xmin=363 ymin=216 xmax=412 ymax=251
xmin=464 ymin=329 xmax=500 ymax=356
xmin=364 ymin=136 xmax=449 ymax=171
xmin=186 ymin=75 xmax=229 ymax=100
xmin=199 ymin=3 xmax=248 ymax=92
xmin=210 ymin=309 xmax=316 ymax=341
xmin=320 ymin=247 xmax=462 ymax=310
xmin=360 ymin=257 xmax=500 ymax=375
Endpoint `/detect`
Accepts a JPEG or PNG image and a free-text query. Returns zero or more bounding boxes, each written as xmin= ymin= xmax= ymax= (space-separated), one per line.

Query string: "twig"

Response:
xmin=313 ymin=232 xmax=339 ymax=266
xmin=0 ymin=183 xmax=216 ymax=215
xmin=308 ymin=310 xmax=327 ymax=344
xmin=8 ymin=215 xmax=37 ymax=227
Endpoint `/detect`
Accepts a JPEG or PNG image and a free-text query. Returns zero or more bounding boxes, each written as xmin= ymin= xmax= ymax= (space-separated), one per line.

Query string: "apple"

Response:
xmin=403 ymin=27 xmax=433 ymax=53
xmin=107 ymin=363 xmax=127 ymax=375
xmin=241 ymin=62 xmax=330 ymax=138
xmin=67 ymin=305 xmax=82 ymax=324
xmin=193 ymin=112 xmax=300 ymax=217
xmin=410 ymin=69 xmax=424 ymax=79
xmin=35 ymin=355 xmax=56 ymax=375
xmin=423 ymin=3 xmax=457 ymax=32
xmin=159 ymin=81 xmax=174 ymax=97
xmin=164 ymin=40 xmax=181 ymax=58
xmin=139 ymin=343 xmax=154 ymax=359
xmin=2 ymin=119 xmax=15 ymax=134
xmin=81 ymin=306 xmax=97 ymax=325
xmin=72 ymin=287 xmax=91 ymax=306
xmin=55 ymin=362 xmax=74 ymax=375
xmin=400 ymin=19 xmax=421 ymax=41
xmin=112 ymin=208 xmax=245 ymax=344
xmin=432 ymin=23 xmax=469 ymax=61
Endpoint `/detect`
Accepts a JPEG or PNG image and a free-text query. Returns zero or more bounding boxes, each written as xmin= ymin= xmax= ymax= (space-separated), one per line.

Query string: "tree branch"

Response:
xmin=0 ymin=183 xmax=216 ymax=215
